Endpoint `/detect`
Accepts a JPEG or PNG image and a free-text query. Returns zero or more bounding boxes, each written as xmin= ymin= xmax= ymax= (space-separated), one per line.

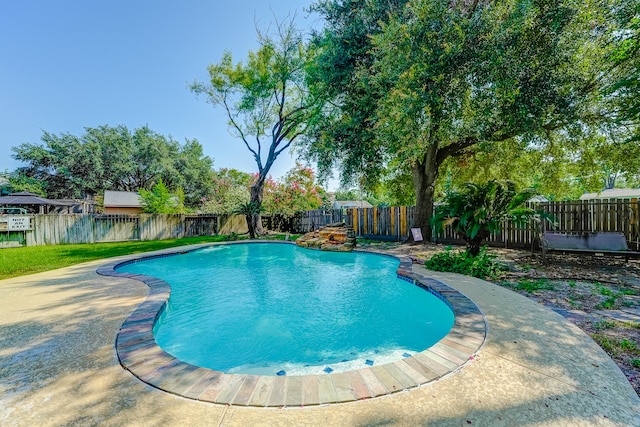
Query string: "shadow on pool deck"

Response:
xmin=0 ymin=243 xmax=639 ymax=426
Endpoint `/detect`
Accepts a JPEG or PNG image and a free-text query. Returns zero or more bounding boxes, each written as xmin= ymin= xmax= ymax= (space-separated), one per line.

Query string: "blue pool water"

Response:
xmin=117 ymin=243 xmax=454 ymax=375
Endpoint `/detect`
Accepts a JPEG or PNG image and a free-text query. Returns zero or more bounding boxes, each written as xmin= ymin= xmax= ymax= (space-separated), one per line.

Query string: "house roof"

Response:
xmin=579 ymin=188 xmax=640 ymax=200
xmin=0 ymin=191 xmax=71 ymax=206
xmin=103 ymin=190 xmax=142 ymax=207
xmin=333 ymin=200 xmax=374 ymax=209
xmin=528 ymin=195 xmax=549 ymax=203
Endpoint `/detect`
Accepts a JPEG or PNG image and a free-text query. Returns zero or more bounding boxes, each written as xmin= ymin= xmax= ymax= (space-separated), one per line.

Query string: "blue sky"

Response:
xmin=0 ymin=1 xmax=333 ymax=186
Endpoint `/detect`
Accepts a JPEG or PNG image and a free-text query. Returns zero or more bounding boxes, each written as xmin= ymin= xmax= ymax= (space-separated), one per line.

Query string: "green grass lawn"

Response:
xmin=0 ymin=234 xmax=296 ymax=281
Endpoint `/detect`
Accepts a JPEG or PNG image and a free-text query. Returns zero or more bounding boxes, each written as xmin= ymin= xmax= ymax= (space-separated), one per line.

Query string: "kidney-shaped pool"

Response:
xmin=117 ymin=243 xmax=455 ymax=376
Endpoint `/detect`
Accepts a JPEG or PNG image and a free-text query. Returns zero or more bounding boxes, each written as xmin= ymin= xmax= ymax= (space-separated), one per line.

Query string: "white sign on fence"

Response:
xmin=8 ymin=216 xmax=32 ymax=231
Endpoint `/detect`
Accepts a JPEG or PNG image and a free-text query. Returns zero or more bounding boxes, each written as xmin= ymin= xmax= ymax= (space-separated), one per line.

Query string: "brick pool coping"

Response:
xmin=97 ymin=241 xmax=487 ymax=407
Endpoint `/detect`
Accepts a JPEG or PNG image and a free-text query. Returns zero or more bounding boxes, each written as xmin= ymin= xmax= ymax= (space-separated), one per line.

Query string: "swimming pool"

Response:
xmin=117 ymin=243 xmax=455 ymax=376
xmin=100 ymin=241 xmax=486 ymax=406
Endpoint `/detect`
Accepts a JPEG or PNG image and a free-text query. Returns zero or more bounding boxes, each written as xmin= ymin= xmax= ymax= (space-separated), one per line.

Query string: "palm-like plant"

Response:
xmin=432 ymin=180 xmax=537 ymax=256
xmin=233 ymin=201 xmax=264 ymax=239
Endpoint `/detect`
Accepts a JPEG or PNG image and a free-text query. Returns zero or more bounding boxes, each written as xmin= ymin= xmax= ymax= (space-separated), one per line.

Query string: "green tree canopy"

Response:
xmin=138 ymin=179 xmax=185 ymax=214
xmin=11 ymin=125 xmax=214 ymax=206
xmin=303 ymin=0 xmax=409 ymax=189
xmin=607 ymin=1 xmax=640 ymax=140
xmin=305 ymin=0 xmax=614 ymax=239
xmin=0 ymin=172 xmax=46 ymax=197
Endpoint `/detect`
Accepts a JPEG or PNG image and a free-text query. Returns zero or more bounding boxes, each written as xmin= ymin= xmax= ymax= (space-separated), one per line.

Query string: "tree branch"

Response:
xmin=222 ymin=92 xmax=261 ymax=167
xmin=274 ymin=131 xmax=304 ymax=157
xmin=436 ymin=137 xmax=477 ymax=164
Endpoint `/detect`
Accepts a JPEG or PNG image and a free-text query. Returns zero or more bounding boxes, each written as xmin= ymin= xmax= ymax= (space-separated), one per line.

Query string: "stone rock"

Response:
xmin=295 ymin=222 xmax=356 ymax=252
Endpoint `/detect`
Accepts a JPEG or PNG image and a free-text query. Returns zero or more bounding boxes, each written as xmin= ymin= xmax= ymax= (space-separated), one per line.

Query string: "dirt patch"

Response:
xmin=358 ymin=240 xmax=640 ymax=396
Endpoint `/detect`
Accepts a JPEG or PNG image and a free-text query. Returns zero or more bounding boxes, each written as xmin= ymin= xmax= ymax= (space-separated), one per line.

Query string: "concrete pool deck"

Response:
xmin=1 ymin=246 xmax=639 ymax=426
xmin=98 ymin=244 xmax=487 ymax=407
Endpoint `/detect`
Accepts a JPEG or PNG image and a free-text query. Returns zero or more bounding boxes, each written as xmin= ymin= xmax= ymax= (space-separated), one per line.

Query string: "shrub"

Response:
xmin=432 ymin=180 xmax=539 ymax=256
xmin=424 ymin=246 xmax=505 ymax=280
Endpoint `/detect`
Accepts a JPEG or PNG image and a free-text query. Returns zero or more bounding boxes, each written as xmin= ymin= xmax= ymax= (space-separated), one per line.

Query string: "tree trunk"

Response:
xmin=464 ymin=237 xmax=483 ymax=257
xmin=464 ymin=228 xmax=490 ymax=257
xmin=249 ymin=180 xmax=265 ymax=237
xmin=412 ymin=144 xmax=440 ymax=242
xmin=245 ymin=214 xmax=257 ymax=238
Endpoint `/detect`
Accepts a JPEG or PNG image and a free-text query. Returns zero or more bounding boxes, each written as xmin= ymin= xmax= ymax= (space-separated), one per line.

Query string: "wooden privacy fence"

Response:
xmin=297 ymin=209 xmax=348 ymax=232
xmin=1 ymin=198 xmax=637 ymax=249
xmin=293 ymin=207 xmax=416 ymax=240
xmin=296 ymin=199 xmax=640 ymax=250
xmin=0 ymin=214 xmax=223 ymax=247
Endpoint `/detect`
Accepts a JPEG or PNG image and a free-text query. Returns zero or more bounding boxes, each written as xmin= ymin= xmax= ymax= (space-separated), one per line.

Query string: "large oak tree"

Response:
xmin=304 ymin=0 xmax=613 ymax=240
xmin=12 ymin=125 xmax=214 ymax=206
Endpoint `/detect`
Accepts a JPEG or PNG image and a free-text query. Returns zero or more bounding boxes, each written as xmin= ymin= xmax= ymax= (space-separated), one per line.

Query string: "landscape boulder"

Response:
xmin=295 ymin=222 xmax=356 ymax=252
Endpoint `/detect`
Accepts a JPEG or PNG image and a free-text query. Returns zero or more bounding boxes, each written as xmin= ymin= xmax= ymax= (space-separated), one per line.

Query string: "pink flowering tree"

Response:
xmin=262 ymin=164 xmax=326 ymax=217
xmin=200 ymin=168 xmax=251 ymax=214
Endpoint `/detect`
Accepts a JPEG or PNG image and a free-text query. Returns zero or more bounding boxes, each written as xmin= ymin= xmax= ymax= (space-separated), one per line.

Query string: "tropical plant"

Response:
xmin=233 ymin=201 xmax=264 ymax=239
xmin=139 ymin=179 xmax=185 ymax=214
xmin=432 ymin=180 xmax=537 ymax=256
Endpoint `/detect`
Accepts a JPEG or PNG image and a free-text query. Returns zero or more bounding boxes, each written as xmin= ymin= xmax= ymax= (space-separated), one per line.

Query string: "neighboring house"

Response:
xmin=49 ymin=199 xmax=97 ymax=214
xmin=528 ymin=195 xmax=549 ymax=203
xmin=332 ymin=200 xmax=374 ymax=210
xmin=0 ymin=191 xmax=72 ymax=214
xmin=103 ymin=190 xmax=143 ymax=214
xmin=579 ymin=188 xmax=640 ymax=200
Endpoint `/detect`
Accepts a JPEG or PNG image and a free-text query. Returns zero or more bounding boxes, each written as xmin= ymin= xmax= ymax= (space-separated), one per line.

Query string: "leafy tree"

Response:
xmin=441 ymin=120 xmax=640 ymax=200
xmin=432 ymin=180 xmax=537 ymax=256
xmin=377 ymin=166 xmax=416 ymax=206
xmin=11 ymin=125 xmax=214 ymax=206
xmin=332 ymin=187 xmax=390 ymax=207
xmin=437 ymin=134 xmax=583 ymax=200
xmin=0 ymin=172 xmax=46 ymax=196
xmin=201 ymin=168 xmax=252 ymax=214
xmin=262 ymin=164 xmax=325 ymax=216
xmin=303 ymin=0 xmax=409 ymax=189
xmin=333 ymin=189 xmax=360 ymax=201
xmin=138 ymin=179 xmax=185 ymax=214
xmin=563 ymin=124 xmax=640 ymax=191
xmin=191 ymin=18 xmax=317 ymax=236
xmin=170 ymin=139 xmax=217 ymax=207
xmin=608 ymin=1 xmax=640 ymax=141
xmin=306 ymin=0 xmax=612 ymax=240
